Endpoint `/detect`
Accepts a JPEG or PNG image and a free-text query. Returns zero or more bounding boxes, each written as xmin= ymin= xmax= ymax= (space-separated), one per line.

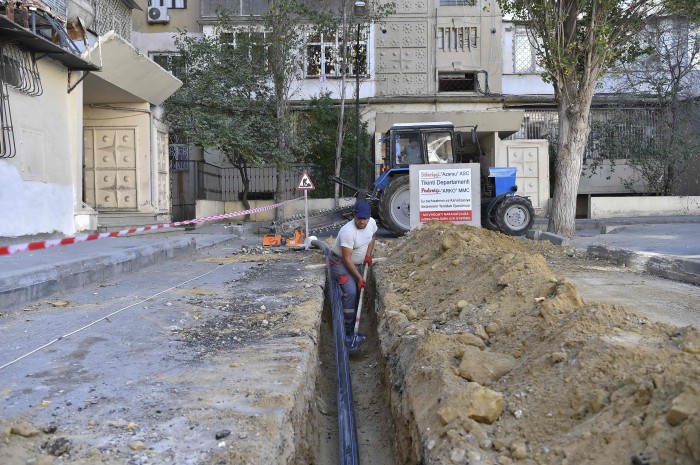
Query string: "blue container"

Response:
xmin=489 ymin=167 xmax=517 ymax=196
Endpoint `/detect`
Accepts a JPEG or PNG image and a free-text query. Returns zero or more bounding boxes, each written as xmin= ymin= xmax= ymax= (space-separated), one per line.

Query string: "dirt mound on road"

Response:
xmin=375 ymin=222 xmax=700 ymax=465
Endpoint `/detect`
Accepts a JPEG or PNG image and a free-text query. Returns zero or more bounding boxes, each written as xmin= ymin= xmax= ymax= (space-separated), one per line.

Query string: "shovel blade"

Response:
xmin=346 ymin=333 xmax=366 ymax=354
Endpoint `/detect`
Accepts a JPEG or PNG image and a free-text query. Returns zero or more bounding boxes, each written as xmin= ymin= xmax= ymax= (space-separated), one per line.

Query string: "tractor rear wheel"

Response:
xmin=495 ymin=196 xmax=535 ymax=236
xmin=379 ymin=176 xmax=411 ymax=236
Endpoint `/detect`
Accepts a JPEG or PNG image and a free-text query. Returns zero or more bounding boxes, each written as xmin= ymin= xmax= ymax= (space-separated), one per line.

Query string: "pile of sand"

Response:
xmin=374 ymin=222 xmax=699 ymax=465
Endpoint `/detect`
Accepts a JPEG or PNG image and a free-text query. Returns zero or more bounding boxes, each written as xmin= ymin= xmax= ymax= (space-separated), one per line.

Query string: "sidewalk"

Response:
xmin=0 ymin=222 xmax=261 ymax=312
xmin=531 ymin=215 xmax=700 ymax=286
xmin=1 ymin=216 xmax=699 ymax=312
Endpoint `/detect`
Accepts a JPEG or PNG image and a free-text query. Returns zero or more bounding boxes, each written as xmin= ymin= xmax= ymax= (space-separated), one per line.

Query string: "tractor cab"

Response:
xmin=383 ymin=122 xmax=456 ymax=170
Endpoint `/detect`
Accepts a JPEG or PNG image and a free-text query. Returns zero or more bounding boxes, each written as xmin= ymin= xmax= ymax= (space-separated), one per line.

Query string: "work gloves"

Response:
xmin=363 ymin=255 xmax=373 ymax=266
xmin=357 ymin=279 xmax=366 ymax=290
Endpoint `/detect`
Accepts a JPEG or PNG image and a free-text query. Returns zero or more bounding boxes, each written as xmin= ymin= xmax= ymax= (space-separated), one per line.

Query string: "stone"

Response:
xmin=456 ymin=332 xmax=486 ymax=349
xmin=215 ymin=430 xmax=231 ymax=440
xmin=10 ymin=422 xmax=39 ymax=437
xmin=437 ymin=382 xmax=503 ymax=424
xmin=485 ymin=321 xmax=500 ymax=335
xmin=589 ymin=389 xmax=610 ymax=413
xmin=511 ymin=442 xmax=527 ymax=460
xmin=456 ymin=300 xmax=469 ymax=310
xmin=458 ymin=346 xmax=517 ymax=385
xmin=450 ymin=448 xmax=466 ymax=463
xmin=475 ymin=325 xmax=489 ymax=340
xmin=549 ymin=351 xmax=568 ymax=364
xmin=666 ymin=392 xmax=700 ymax=426
xmin=43 ymin=437 xmax=71 ymax=456
xmin=128 ymin=441 xmax=146 ymax=451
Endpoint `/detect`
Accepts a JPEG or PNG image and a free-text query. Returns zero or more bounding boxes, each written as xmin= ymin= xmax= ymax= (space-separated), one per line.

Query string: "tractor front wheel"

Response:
xmin=379 ymin=176 xmax=411 ymax=236
xmin=495 ymin=196 xmax=535 ymax=236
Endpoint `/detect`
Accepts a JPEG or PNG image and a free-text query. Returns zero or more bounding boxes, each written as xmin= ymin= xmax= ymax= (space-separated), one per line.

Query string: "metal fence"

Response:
xmin=169 ymin=160 xmax=336 ymax=221
xmin=505 ymin=107 xmax=663 ymax=160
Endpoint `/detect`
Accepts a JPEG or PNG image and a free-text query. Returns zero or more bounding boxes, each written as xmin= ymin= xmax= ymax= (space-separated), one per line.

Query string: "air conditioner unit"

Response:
xmin=147 ymin=6 xmax=169 ymax=24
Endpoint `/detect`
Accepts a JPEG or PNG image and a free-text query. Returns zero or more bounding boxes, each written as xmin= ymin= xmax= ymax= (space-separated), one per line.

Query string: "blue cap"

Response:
xmin=354 ymin=201 xmax=371 ymax=219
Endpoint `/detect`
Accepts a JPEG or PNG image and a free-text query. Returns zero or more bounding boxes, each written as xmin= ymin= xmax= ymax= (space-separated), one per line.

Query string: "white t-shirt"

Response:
xmin=332 ymin=218 xmax=378 ymax=265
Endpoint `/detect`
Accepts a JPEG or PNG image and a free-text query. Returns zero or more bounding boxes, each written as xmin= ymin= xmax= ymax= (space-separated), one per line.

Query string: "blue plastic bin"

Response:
xmin=489 ymin=167 xmax=517 ymax=196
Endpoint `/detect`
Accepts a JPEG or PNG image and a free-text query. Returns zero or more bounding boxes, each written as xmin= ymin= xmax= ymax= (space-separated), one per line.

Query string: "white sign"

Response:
xmin=417 ymin=168 xmax=473 ymax=223
xmin=297 ymin=171 xmax=315 ymax=190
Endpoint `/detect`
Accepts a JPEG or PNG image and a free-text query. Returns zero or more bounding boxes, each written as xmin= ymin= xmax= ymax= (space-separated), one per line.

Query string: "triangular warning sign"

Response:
xmin=297 ymin=171 xmax=315 ymax=190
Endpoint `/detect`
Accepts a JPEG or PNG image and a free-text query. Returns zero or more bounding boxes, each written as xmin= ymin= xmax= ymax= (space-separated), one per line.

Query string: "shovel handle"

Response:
xmin=352 ymin=259 xmax=371 ymax=335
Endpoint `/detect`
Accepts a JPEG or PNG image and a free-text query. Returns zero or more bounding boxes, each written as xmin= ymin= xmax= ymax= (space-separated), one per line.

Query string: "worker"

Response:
xmin=329 ymin=201 xmax=377 ymax=335
xmin=398 ymin=135 xmax=421 ymax=164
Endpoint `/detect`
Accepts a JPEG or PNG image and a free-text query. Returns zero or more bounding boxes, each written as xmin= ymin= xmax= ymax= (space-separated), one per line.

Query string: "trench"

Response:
xmin=301 ymin=271 xmax=400 ymax=465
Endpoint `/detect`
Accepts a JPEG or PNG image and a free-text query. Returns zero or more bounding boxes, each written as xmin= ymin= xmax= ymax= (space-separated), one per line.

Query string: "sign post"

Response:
xmin=296 ymin=171 xmax=315 ymax=237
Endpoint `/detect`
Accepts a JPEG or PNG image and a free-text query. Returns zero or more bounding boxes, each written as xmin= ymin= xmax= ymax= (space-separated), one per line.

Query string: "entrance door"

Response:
xmin=84 ymin=128 xmax=138 ymax=210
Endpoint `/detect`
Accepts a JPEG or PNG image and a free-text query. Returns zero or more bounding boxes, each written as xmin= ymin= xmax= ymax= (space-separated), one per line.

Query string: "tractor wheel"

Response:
xmin=495 ymin=196 xmax=535 ymax=236
xmin=379 ymin=176 xmax=411 ymax=236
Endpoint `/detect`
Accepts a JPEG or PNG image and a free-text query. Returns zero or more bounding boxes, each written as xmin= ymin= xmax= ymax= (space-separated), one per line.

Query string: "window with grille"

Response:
xmin=216 ymin=30 xmax=268 ymax=66
xmin=170 ymin=145 xmax=189 ymax=171
xmin=305 ymin=27 xmax=368 ymax=78
xmin=439 ymin=0 xmax=475 ymax=6
xmin=438 ymin=26 xmax=478 ymax=52
xmin=513 ymin=26 xmax=542 ymax=73
xmin=149 ymin=0 xmax=186 ymax=9
xmin=438 ymin=71 xmax=477 ymax=92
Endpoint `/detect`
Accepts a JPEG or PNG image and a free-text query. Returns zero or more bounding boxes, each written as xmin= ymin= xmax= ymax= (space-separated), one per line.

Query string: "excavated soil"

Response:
xmin=374 ymin=222 xmax=700 ymax=465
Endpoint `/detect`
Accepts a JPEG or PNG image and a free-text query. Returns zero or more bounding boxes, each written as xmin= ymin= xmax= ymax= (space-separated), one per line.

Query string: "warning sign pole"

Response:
xmin=296 ymin=171 xmax=315 ymax=239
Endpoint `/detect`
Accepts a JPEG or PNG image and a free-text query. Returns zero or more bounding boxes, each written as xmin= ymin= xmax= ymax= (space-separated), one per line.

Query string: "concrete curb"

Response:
xmin=586 ymin=245 xmax=700 ymax=286
xmin=0 ymin=235 xmax=234 ymax=311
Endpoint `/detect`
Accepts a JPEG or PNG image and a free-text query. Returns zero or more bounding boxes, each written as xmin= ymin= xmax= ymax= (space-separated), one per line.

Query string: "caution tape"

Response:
xmin=0 ymin=197 xmax=303 ymax=256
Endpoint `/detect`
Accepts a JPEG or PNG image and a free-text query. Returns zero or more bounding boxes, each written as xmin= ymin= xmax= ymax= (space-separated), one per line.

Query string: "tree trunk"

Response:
xmin=548 ymin=87 xmax=593 ymax=238
xmin=234 ymin=155 xmax=251 ymax=221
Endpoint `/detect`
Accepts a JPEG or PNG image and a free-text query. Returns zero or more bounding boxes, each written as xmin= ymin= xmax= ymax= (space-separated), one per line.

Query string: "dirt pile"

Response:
xmin=374 ymin=222 xmax=700 ymax=465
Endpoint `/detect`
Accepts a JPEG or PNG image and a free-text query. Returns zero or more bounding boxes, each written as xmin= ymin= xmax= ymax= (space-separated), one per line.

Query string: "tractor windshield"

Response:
xmin=394 ymin=132 xmax=422 ymax=165
xmin=425 ymin=131 xmax=453 ymax=164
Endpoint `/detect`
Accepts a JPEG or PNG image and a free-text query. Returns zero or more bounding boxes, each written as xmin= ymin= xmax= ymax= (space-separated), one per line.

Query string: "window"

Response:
xmin=438 ymin=26 xmax=478 ymax=52
xmin=439 ymin=0 xmax=475 ymax=5
xmin=513 ymin=25 xmax=542 ymax=73
xmin=425 ymin=132 xmax=453 ymax=164
xmin=218 ymin=30 xmax=269 ymax=67
xmin=305 ymin=27 xmax=368 ymax=78
xmin=438 ymin=71 xmax=477 ymax=92
xmin=169 ymin=133 xmax=189 ymax=171
xmin=149 ymin=0 xmax=186 ymax=9
xmin=151 ymin=53 xmax=185 ymax=78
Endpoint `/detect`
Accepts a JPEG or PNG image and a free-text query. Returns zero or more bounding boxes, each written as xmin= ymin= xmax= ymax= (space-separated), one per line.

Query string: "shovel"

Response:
xmin=346 ymin=261 xmax=370 ymax=354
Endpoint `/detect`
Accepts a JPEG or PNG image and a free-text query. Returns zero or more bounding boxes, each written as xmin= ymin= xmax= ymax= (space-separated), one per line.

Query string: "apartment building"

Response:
xmin=0 ymin=0 xmax=180 ymax=239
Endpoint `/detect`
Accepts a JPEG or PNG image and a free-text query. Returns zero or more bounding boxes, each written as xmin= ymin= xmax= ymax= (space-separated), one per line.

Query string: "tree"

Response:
xmin=498 ymin=0 xmax=699 ymax=237
xmin=164 ymin=18 xmax=278 ymax=214
xmin=592 ymin=14 xmax=700 ymax=195
xmin=301 ymin=92 xmax=371 ymax=197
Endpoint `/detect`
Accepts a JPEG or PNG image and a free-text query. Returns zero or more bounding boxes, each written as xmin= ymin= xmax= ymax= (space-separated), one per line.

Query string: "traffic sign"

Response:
xmin=297 ymin=171 xmax=315 ymax=190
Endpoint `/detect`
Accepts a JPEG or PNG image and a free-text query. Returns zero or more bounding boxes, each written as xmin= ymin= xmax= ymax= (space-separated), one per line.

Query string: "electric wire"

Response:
xmin=0 ymin=263 xmax=228 ymax=372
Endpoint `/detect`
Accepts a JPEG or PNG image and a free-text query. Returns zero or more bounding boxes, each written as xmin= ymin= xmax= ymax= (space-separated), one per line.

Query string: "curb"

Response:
xmin=0 ymin=235 xmax=233 ymax=312
xmin=586 ymin=245 xmax=700 ymax=286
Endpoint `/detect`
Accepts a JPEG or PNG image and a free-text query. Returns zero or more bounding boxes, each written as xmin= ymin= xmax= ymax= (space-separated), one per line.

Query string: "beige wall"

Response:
xmin=0 ymin=59 xmax=80 ymax=237
xmin=376 ymin=0 xmax=503 ymax=96
xmin=589 ymin=196 xmax=700 ymax=218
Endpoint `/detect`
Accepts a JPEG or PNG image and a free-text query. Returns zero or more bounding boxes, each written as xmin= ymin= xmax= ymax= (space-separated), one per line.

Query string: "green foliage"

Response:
xmin=164 ymin=17 xmax=278 ymax=169
xmin=300 ymin=93 xmax=371 ymax=196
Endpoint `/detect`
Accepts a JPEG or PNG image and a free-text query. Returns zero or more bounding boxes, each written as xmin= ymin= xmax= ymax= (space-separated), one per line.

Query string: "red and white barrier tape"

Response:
xmin=0 ymin=197 xmax=303 ymax=256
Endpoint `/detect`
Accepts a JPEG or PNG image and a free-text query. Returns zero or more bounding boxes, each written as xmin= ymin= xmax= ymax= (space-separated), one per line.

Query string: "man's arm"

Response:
xmin=341 ymin=246 xmax=363 ymax=282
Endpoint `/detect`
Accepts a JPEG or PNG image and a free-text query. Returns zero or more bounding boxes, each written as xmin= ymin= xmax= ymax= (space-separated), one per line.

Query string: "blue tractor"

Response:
xmin=336 ymin=122 xmax=536 ymax=236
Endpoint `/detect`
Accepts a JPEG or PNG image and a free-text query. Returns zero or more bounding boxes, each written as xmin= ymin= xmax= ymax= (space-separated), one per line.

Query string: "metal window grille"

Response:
xmin=438 ymin=27 xmax=478 ymax=52
xmin=513 ymin=26 xmax=542 ymax=73
xmin=169 ymin=144 xmax=190 ymax=171
xmin=439 ymin=0 xmax=474 ymax=6
xmin=438 ymin=71 xmax=477 ymax=92
xmin=149 ymin=0 xmax=186 ymax=8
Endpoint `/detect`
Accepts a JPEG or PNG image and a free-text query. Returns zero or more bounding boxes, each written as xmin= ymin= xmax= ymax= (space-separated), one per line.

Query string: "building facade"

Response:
xmin=0 ymin=0 xmax=180 ymax=240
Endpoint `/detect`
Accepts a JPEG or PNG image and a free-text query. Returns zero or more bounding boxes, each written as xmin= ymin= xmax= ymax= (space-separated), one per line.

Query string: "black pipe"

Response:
xmin=312 ymin=240 xmax=360 ymax=465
